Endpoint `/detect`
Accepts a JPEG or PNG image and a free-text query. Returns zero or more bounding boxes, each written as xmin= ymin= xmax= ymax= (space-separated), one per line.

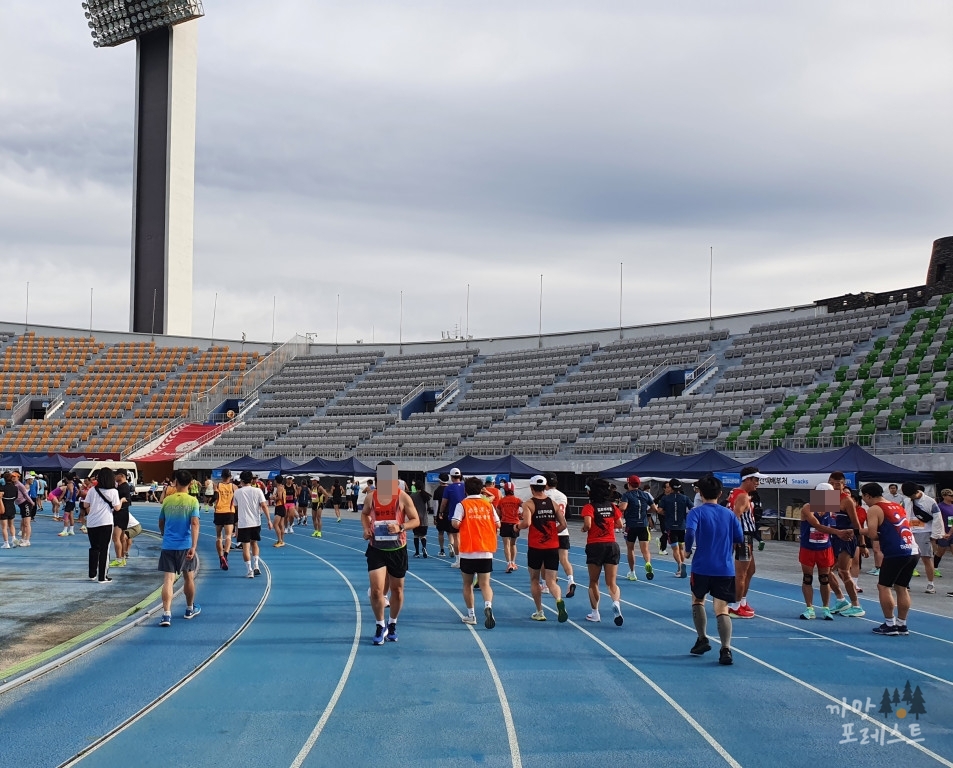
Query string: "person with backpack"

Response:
xmin=901 ymin=481 xmax=940 ymax=594
xmin=657 ymin=479 xmax=694 ymax=578
xmin=617 ymin=475 xmax=658 ymax=581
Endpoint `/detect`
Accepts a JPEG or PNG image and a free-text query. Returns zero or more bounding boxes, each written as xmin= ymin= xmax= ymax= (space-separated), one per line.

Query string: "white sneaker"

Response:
xmin=586 ymin=612 xmax=601 ymax=622
xmin=246 ymin=571 xmax=255 ymax=579
xmin=58 ymin=531 xmax=69 ymax=537
xmin=626 ymin=571 xmax=637 ymax=581
xmin=1 ymin=542 xmax=10 ymax=549
xmin=926 ymin=584 xmax=936 ymax=594
xmin=11 ymin=539 xmax=20 ymax=547
xmin=451 ymin=562 xmax=460 ymax=569
xmin=541 ymin=584 xmax=550 ymax=594
xmin=68 ymin=530 xmax=75 ymax=535
xmin=461 ymin=615 xmax=477 ymax=625
xmin=20 ymin=540 xmax=30 ymax=547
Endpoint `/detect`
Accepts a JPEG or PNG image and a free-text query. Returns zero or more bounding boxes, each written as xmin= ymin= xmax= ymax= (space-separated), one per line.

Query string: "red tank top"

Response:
xmin=369 ymin=490 xmax=406 ymax=550
xmin=527 ymin=496 xmax=559 ymax=549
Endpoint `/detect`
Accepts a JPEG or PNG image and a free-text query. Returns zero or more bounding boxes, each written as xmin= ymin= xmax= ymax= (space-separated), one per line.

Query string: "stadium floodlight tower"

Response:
xmin=83 ymin=0 xmax=204 ymax=336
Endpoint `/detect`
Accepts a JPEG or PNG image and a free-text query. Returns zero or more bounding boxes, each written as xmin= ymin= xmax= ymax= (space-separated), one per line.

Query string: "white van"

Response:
xmin=71 ymin=460 xmax=144 ymax=497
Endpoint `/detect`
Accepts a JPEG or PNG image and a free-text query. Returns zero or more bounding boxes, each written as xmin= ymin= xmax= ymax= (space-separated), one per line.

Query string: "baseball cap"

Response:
xmin=501 ymin=481 xmax=515 ymax=493
xmin=627 ymin=475 xmax=641 ymax=487
xmin=449 ymin=468 xmax=462 ymax=477
xmin=438 ymin=472 xmax=450 ymax=482
xmin=485 ymin=476 xmax=494 ymax=483
xmin=740 ymin=468 xmax=762 ymax=480
xmin=815 ymin=482 xmax=834 ymax=490
xmin=529 ymin=475 xmax=547 ymax=487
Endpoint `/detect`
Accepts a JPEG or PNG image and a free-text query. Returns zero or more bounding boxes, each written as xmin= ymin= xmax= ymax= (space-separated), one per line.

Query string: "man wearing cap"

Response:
xmin=439 ymin=468 xmax=466 ymax=566
xmin=725 ymin=467 xmax=760 ymax=618
xmin=546 ymin=473 xmax=576 ymax=598
xmin=657 ymin=479 xmax=694 ymax=578
xmin=520 ymin=475 xmax=569 ymax=622
xmin=482 ymin=477 xmax=502 ymax=509
xmin=498 ymin=481 xmax=523 ymax=573
xmin=618 ymin=475 xmax=657 ymax=581
xmin=234 ymin=470 xmax=272 ymax=578
xmin=901 ymin=481 xmax=940 ymax=593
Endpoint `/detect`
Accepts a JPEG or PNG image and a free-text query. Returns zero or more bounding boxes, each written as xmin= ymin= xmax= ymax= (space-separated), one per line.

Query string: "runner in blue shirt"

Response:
xmin=685 ymin=474 xmax=744 ymax=666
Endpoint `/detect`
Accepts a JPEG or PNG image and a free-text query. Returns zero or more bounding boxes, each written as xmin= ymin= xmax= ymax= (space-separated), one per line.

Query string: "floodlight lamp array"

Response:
xmin=82 ymin=0 xmax=204 ymax=48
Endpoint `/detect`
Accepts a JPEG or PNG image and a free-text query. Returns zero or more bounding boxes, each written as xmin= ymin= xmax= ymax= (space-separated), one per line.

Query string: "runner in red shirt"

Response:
xmin=497 ymin=482 xmax=523 ymax=573
xmin=520 ymin=475 xmax=569 ymax=622
xmin=580 ymin=479 xmax=625 ymax=625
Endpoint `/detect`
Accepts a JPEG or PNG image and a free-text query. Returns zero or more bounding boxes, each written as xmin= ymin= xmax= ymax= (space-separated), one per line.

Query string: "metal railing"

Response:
xmin=9 ymin=395 xmax=35 ymax=427
xmin=684 ymin=354 xmax=716 ymax=387
xmin=44 ymin=393 xmax=65 ymax=419
xmin=187 ymin=334 xmax=307 ymax=423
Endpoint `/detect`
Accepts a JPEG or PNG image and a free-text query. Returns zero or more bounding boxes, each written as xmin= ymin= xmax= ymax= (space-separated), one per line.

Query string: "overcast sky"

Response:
xmin=1 ymin=1 xmax=952 ymax=345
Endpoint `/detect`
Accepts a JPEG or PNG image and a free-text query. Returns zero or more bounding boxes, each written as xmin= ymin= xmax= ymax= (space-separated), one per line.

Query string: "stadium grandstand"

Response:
xmin=3 ymin=237 xmax=953 ymax=480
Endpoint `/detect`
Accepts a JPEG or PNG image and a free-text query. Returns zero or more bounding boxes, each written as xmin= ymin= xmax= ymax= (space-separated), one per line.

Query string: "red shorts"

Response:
xmin=799 ymin=547 xmax=834 ymax=569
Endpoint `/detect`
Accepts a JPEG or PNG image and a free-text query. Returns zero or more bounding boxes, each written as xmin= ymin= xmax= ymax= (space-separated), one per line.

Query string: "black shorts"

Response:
xmin=832 ymin=536 xmax=857 ymax=560
xmin=460 ymin=557 xmax=493 ymax=575
xmin=500 ymin=523 xmax=520 ymax=539
xmin=20 ymin=503 xmax=35 ymax=518
xmin=585 ymin=542 xmax=621 ymax=567
xmin=668 ymin=529 xmax=686 ymax=544
xmin=64 ymin=501 xmax=76 ymax=513
xmin=158 ymin=549 xmax=197 ymax=574
xmin=311 ymin=503 xmax=321 ymax=512
xmin=414 ymin=526 xmax=429 ymax=538
xmin=366 ymin=545 xmax=409 ymax=579
xmin=436 ymin=515 xmax=454 ymax=534
xmin=558 ymin=535 xmax=570 ymax=551
xmin=237 ymin=525 xmax=261 ymax=543
xmin=214 ymin=513 xmax=237 ymax=527
xmin=625 ymin=526 xmax=649 ymax=543
xmin=1 ymin=500 xmax=15 ymax=521
xmin=690 ymin=573 xmax=736 ymax=603
xmin=527 ymin=546 xmax=559 ymax=572
xmin=113 ymin=510 xmax=130 ymax=531
xmin=878 ymin=555 xmax=918 ymax=589
xmin=274 ymin=507 xmax=286 ymax=518
xmin=734 ymin=534 xmax=754 ymax=561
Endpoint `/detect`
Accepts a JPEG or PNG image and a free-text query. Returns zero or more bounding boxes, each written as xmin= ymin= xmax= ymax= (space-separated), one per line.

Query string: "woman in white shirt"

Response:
xmin=82 ymin=467 xmax=121 ymax=583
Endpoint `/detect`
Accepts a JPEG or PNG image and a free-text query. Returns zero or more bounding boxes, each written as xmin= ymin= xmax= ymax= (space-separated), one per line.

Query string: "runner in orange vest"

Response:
xmin=453 ymin=476 xmax=501 ymax=628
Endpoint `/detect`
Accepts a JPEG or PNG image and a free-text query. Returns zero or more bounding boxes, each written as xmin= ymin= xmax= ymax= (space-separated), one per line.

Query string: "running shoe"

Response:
xmin=728 ymin=606 xmax=753 ymax=620
xmin=799 ymin=606 xmax=816 ymax=620
xmin=645 ymin=563 xmax=654 ymax=581
xmin=109 ymin=559 xmax=124 ymax=568
xmin=184 ymin=604 xmax=202 ymax=619
xmin=68 ymin=530 xmax=74 ymax=535
xmin=274 ymin=541 xmax=285 ymax=548
xmin=0 ymin=542 xmax=10 ymax=549
xmin=484 ymin=606 xmax=496 ymax=629
xmin=336 ymin=518 xmax=341 ymax=523
xmin=159 ymin=613 xmax=172 ymax=627
xmin=821 ymin=607 xmax=834 ymax=621
xmin=935 ymin=569 xmax=941 ymax=577
xmin=737 ymin=604 xmax=755 ymax=618
xmin=832 ymin=598 xmax=851 ymax=614
xmin=422 ymin=551 xmax=428 ymax=558
xmin=386 ymin=622 xmax=398 ymax=642
xmin=675 ymin=566 xmax=687 ymax=579
xmin=719 ymin=648 xmax=733 ymax=666
xmin=612 ymin=603 xmax=623 ymax=627
xmin=80 ymin=525 xmax=87 ymax=533
xmin=57 ymin=531 xmax=69 ymax=537
xmin=413 ymin=553 xmax=420 ymax=558
xmin=372 ymin=625 xmax=386 ymax=645
xmin=872 ymin=623 xmax=899 ymax=636
xmin=438 ymin=550 xmax=445 ymax=557
xmin=913 ymin=569 xmax=920 ymax=577
xmin=451 ymin=561 xmax=460 ymax=569
xmin=758 ymin=540 xmax=765 ymax=551
xmin=895 ymin=624 xmax=910 ymax=636
xmin=626 ymin=571 xmax=637 ymax=581
xmin=926 ymin=584 xmax=936 ymax=594
xmin=448 ymin=544 xmax=456 ymax=557
xmin=316 ymin=532 xmax=322 ymax=538
xmin=505 ymin=564 xmax=515 ymax=573
xmin=246 ymin=571 xmax=255 ymax=578
xmin=566 ymin=583 xmax=576 ymax=598
xmin=556 ymin=599 xmax=568 ymax=623
xmin=461 ymin=615 xmax=477 ymax=625
xmin=866 ymin=567 xmax=880 ymax=576
xmin=541 ymin=584 xmax=549 ymax=593
xmin=220 ymin=555 xmax=228 ymax=571
xmin=840 ymin=605 xmax=866 ymax=618
xmin=97 ymin=576 xmax=112 ymax=583
xmin=531 ymin=610 xmax=547 ymax=621
xmin=20 ymin=540 xmax=31 ymax=547
xmin=312 ymin=531 xmax=321 ymax=538
xmin=586 ymin=612 xmax=601 ymax=622
xmin=254 ymin=568 xmax=261 ymax=576
xmin=690 ymin=638 xmax=712 ymax=655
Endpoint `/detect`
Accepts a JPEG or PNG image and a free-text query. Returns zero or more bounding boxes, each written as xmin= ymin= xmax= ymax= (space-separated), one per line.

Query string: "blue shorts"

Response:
xmin=831 ymin=536 xmax=857 ymax=559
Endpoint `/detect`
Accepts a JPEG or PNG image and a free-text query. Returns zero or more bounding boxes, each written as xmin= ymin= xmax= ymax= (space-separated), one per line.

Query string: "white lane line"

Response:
xmin=304 ymin=533 xmax=522 ymax=768
xmin=486 ymin=576 xmax=740 ymax=768
xmin=405 ymin=570 xmax=523 ymax=768
xmin=61 ymin=559 xmax=273 ymax=768
xmin=286 ymin=545 xmax=362 ymax=768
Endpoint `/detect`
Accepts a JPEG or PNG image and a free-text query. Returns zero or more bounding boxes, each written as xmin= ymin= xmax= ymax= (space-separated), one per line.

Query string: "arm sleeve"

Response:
xmin=452 ymin=502 xmax=465 ymax=524
xmin=684 ymin=509 xmax=697 ymax=551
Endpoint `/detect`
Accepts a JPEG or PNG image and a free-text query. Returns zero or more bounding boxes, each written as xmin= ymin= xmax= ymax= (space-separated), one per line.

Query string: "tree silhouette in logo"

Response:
xmin=902 ymin=680 xmax=914 ymax=705
xmin=909 ymin=686 xmax=926 ymax=721
xmin=878 ymin=689 xmax=893 ymax=718
xmin=892 ymin=688 xmax=901 ymax=705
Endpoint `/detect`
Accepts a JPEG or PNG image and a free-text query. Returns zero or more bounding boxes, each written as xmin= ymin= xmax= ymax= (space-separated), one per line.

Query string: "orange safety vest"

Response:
xmin=457 ymin=496 xmax=498 ymax=554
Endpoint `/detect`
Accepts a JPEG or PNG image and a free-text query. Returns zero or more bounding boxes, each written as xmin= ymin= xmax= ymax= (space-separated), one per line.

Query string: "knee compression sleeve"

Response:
xmin=802 ymin=573 xmax=814 ymax=586
xmin=818 ymin=574 xmax=830 ymax=585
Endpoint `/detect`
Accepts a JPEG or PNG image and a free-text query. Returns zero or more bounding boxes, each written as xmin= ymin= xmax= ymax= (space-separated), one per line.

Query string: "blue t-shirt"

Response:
xmin=685 ymin=502 xmax=743 ymax=577
xmin=442 ymin=482 xmax=466 ymax=514
xmin=159 ymin=492 xmax=200 ymax=550
xmin=620 ymin=489 xmax=653 ymax=527
xmin=657 ymin=492 xmax=693 ymax=530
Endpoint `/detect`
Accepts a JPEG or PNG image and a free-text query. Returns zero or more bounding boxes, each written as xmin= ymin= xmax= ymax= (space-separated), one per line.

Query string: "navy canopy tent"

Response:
xmin=293 ymin=456 xmax=376 ymax=476
xmin=21 ymin=453 xmax=85 ymax=472
xmin=753 ymin=444 xmax=932 ymax=484
xmin=601 ymin=450 xmax=743 ymax=481
xmin=215 ymin=456 xmax=301 ymax=474
xmin=429 ymin=455 xmax=544 ymax=479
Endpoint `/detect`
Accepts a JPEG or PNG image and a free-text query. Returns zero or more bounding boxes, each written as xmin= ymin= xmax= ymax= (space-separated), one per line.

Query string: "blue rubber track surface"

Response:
xmin=1 ymin=504 xmax=951 ymax=768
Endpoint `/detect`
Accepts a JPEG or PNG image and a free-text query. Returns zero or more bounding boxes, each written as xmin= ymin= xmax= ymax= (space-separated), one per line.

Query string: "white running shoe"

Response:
xmin=0 ymin=542 xmax=10 ymax=549
xmin=461 ymin=615 xmax=477 ymax=625
xmin=586 ymin=612 xmax=601 ymax=622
